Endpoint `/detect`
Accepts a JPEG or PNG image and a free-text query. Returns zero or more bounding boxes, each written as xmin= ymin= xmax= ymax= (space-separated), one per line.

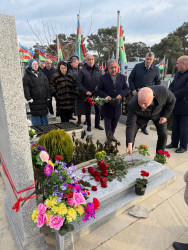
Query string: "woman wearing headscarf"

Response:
xmin=50 ymin=61 xmax=78 ymax=122
xmin=23 ymin=59 xmax=50 ymax=126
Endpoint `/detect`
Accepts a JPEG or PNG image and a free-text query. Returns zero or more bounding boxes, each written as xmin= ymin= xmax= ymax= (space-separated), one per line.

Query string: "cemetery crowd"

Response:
xmin=23 ymin=53 xmax=188 ymax=156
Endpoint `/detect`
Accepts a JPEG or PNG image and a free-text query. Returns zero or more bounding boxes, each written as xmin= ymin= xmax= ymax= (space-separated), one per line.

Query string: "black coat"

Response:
xmin=68 ymin=66 xmax=78 ymax=82
xmin=129 ymin=62 xmax=161 ymax=92
xmin=169 ymin=70 xmax=188 ymax=115
xmin=126 ymin=85 xmax=176 ymax=143
xmin=42 ymin=66 xmax=57 ymax=82
xmin=98 ymin=73 xmax=129 ymax=118
xmin=50 ymin=72 xmax=78 ymax=110
xmin=77 ymin=63 xmax=102 ymax=94
xmin=23 ymin=68 xmax=50 ymax=116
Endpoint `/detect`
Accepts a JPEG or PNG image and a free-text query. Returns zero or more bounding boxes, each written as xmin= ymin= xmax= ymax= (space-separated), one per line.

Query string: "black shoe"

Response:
xmin=172 ymin=241 xmax=188 ymax=250
xmin=83 ymin=121 xmax=87 ymax=125
xmin=165 ymin=143 xmax=178 ymax=149
xmin=87 ymin=126 xmax=91 ymax=132
xmin=70 ymin=117 xmax=76 ymax=120
xmin=175 ymin=147 xmax=187 ymax=153
xmin=95 ymin=125 xmax=104 ymax=130
xmin=141 ymin=128 xmax=149 ymax=135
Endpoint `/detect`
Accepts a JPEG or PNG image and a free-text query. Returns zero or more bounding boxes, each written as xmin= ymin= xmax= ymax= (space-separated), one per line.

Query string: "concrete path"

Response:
xmin=0 ymin=115 xmax=188 ymax=250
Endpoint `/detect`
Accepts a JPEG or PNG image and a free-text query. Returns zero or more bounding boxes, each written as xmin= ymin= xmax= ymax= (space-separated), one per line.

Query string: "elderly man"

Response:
xmin=129 ymin=52 xmax=161 ymax=135
xmin=42 ymin=59 xmax=57 ymax=118
xmin=166 ymin=56 xmax=188 ymax=153
xmin=98 ymin=59 xmax=129 ymax=140
xmin=77 ymin=54 xmax=103 ymax=133
xmin=126 ymin=86 xmax=176 ymax=155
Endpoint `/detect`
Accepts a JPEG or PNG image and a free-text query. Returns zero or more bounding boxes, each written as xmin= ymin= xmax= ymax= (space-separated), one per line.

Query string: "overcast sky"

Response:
xmin=1 ymin=0 xmax=188 ymax=49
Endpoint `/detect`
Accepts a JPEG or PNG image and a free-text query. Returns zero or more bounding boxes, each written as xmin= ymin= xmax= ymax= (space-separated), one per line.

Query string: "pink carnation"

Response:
xmin=38 ymin=203 xmax=47 ymax=214
xmin=40 ymin=151 xmax=50 ymax=162
xmin=67 ymin=198 xmax=74 ymax=206
xmin=49 ymin=215 xmax=65 ymax=230
xmin=36 ymin=213 xmax=47 ymax=227
xmin=157 ymin=149 xmax=163 ymax=154
xmin=73 ymin=192 xmax=86 ymax=206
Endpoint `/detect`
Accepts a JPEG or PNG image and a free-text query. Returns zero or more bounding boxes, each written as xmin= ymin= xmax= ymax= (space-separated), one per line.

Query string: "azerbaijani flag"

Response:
xmin=75 ymin=15 xmax=85 ymax=62
xmin=38 ymin=46 xmax=58 ymax=63
xmin=156 ymin=58 xmax=165 ymax=71
xmin=57 ymin=38 xmax=63 ymax=61
xmin=19 ymin=45 xmax=34 ymax=62
xmin=119 ymin=26 xmax=127 ymax=73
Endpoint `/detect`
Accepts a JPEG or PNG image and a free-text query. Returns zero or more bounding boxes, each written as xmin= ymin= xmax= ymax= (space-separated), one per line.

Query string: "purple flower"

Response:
xmin=54 ymin=169 xmax=58 ymax=174
xmin=57 ymin=197 xmax=62 ymax=203
xmin=44 ymin=164 xmax=53 ymax=177
xmin=58 ymin=192 xmax=64 ymax=198
xmin=37 ymin=145 xmax=46 ymax=151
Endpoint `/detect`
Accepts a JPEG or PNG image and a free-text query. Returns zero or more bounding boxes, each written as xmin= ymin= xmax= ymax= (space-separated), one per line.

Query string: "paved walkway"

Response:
xmin=0 ymin=115 xmax=188 ymax=250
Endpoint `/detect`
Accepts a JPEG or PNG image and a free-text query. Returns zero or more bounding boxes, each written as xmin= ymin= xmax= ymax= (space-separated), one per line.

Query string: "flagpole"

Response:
xmin=57 ymin=34 xmax=59 ymax=63
xmin=77 ymin=14 xmax=81 ymax=61
xmin=163 ymin=55 xmax=166 ymax=80
xmin=116 ymin=10 xmax=121 ymax=62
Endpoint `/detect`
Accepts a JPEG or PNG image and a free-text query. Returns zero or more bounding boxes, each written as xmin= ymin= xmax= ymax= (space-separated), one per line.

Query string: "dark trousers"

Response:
xmin=131 ymin=121 xmax=167 ymax=152
xmin=48 ymin=97 xmax=54 ymax=115
xmin=104 ymin=116 xmax=119 ymax=137
xmin=171 ymin=114 xmax=188 ymax=150
xmin=85 ymin=102 xmax=100 ymax=127
xmin=60 ymin=109 xmax=70 ymax=122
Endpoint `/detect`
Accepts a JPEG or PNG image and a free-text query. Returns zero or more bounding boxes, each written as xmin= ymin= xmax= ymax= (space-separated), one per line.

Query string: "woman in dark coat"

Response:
xmin=50 ymin=61 xmax=78 ymax=122
xmin=23 ymin=59 xmax=50 ymax=126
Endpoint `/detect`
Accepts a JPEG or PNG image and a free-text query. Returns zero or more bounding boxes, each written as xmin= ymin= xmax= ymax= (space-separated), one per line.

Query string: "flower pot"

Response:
xmin=135 ymin=185 xmax=146 ymax=196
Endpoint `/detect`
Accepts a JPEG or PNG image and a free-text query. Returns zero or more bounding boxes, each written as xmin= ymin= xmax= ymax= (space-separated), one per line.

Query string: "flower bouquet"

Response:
xmin=136 ymin=145 xmax=150 ymax=157
xmin=32 ymin=155 xmax=100 ymax=236
xmin=28 ymin=128 xmax=37 ymax=140
xmin=87 ymin=96 xmax=109 ymax=107
xmin=154 ymin=149 xmax=170 ymax=164
xmin=135 ymin=170 xmax=149 ymax=195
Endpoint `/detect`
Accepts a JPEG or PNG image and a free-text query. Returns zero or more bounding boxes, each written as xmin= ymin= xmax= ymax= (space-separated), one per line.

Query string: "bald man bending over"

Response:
xmin=126 ymin=86 xmax=176 ymax=154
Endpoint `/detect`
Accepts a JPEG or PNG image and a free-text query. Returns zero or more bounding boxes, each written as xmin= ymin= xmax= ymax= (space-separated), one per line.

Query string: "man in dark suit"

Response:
xmin=129 ymin=52 xmax=161 ymax=135
xmin=98 ymin=60 xmax=129 ymax=140
xmin=166 ymin=56 xmax=188 ymax=153
xmin=77 ymin=54 xmax=103 ymax=133
xmin=126 ymin=86 xmax=176 ymax=154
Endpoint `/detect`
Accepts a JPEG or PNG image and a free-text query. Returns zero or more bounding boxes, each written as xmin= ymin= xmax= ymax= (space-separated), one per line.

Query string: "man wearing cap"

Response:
xmin=98 ymin=59 xmax=129 ymax=140
xmin=77 ymin=54 xmax=103 ymax=133
xmin=42 ymin=59 xmax=57 ymax=118
xmin=129 ymin=52 xmax=161 ymax=135
xmin=23 ymin=59 xmax=50 ymax=126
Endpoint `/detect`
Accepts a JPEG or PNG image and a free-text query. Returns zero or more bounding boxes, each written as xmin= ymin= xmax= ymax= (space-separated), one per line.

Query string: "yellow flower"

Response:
xmin=45 ymin=196 xmax=58 ymax=208
xmin=76 ymin=205 xmax=85 ymax=215
xmin=101 ymin=151 xmax=105 ymax=153
xmin=29 ymin=136 xmax=31 ymax=139
xmin=66 ymin=215 xmax=73 ymax=223
xmin=45 ymin=210 xmax=52 ymax=223
xmin=33 ymin=131 xmax=36 ymax=134
xmin=32 ymin=208 xmax=38 ymax=222
xmin=48 ymin=160 xmax=54 ymax=169
xmin=67 ymin=208 xmax=77 ymax=220
xmin=52 ymin=203 xmax=67 ymax=216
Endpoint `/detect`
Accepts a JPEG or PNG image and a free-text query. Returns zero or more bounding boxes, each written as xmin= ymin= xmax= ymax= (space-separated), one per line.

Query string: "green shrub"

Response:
xmin=38 ymin=129 xmax=73 ymax=163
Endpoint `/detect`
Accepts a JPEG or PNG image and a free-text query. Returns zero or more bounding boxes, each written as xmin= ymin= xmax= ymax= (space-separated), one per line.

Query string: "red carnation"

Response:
xmin=89 ymin=101 xmax=95 ymax=106
xmin=91 ymin=186 xmax=97 ymax=191
xmin=94 ymin=171 xmax=101 ymax=177
xmin=82 ymin=168 xmax=86 ymax=173
xmin=157 ymin=149 xmax=163 ymax=154
xmin=87 ymin=97 xmax=92 ymax=102
xmin=141 ymin=170 xmax=149 ymax=177
xmin=93 ymin=198 xmax=100 ymax=210
xmin=97 ymin=161 xmax=105 ymax=167
xmin=102 ymin=171 xmax=108 ymax=177
xmin=33 ymin=144 xmax=36 ymax=147
xmin=100 ymin=177 xmax=107 ymax=183
xmin=95 ymin=176 xmax=100 ymax=182
xmin=66 ymin=191 xmax=73 ymax=198
xmin=87 ymin=192 xmax=90 ymax=195
xmin=101 ymin=182 xmax=107 ymax=188
xmin=88 ymin=167 xmax=94 ymax=173
xmin=54 ymin=155 xmax=63 ymax=161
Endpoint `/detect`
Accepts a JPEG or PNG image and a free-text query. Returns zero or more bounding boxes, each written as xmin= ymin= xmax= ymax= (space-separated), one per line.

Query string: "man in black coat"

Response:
xmin=98 ymin=59 xmax=129 ymax=140
xmin=77 ymin=54 xmax=103 ymax=133
xmin=129 ymin=52 xmax=161 ymax=135
xmin=166 ymin=56 xmax=188 ymax=153
xmin=126 ymin=86 xmax=176 ymax=155
xmin=42 ymin=59 xmax=57 ymax=117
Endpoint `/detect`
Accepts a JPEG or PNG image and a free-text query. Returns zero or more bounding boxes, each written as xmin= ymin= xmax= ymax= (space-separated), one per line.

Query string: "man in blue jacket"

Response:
xmin=166 ymin=56 xmax=188 ymax=153
xmin=98 ymin=59 xmax=129 ymax=140
xmin=129 ymin=52 xmax=161 ymax=135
